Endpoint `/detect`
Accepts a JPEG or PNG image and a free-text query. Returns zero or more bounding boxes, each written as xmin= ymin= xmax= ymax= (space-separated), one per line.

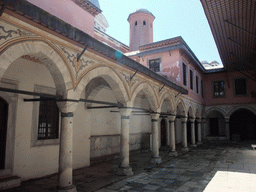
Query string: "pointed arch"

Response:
xmin=130 ymin=82 xmax=159 ymax=110
xmin=75 ymin=66 xmax=129 ymax=106
xmin=175 ymin=98 xmax=186 ymax=117
xmin=159 ymin=92 xmax=175 ymax=113
xmin=0 ymin=38 xmax=72 ymax=97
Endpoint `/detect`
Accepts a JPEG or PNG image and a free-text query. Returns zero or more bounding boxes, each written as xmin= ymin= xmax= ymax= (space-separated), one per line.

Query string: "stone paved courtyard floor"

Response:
xmin=3 ymin=141 xmax=256 ymax=192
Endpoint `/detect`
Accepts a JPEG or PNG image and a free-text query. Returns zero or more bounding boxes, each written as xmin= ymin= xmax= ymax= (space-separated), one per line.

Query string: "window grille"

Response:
xmin=38 ymin=99 xmax=59 ymax=140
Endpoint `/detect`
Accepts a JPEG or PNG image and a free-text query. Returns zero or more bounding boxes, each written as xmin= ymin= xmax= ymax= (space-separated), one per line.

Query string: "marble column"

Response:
xmin=168 ymin=115 xmax=178 ymax=157
xmin=116 ymin=108 xmax=133 ymax=176
xmin=225 ymin=117 xmax=230 ymax=141
xmin=57 ymin=102 xmax=78 ymax=192
xmin=151 ymin=113 xmax=162 ymax=164
xmin=197 ymin=119 xmax=203 ymax=145
xmin=190 ymin=118 xmax=197 ymax=147
xmin=181 ymin=117 xmax=189 ymax=151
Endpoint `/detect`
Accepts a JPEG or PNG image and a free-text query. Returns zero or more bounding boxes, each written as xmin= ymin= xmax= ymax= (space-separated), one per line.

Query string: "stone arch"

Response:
xmin=75 ymin=66 xmax=129 ymax=106
xmin=205 ymin=107 xmax=227 ymax=118
xmin=175 ymin=98 xmax=186 ymax=117
xmin=187 ymin=105 xmax=195 ymax=118
xmin=159 ymin=92 xmax=175 ymax=113
xmin=0 ymin=39 xmax=72 ymax=97
xmin=130 ymin=82 xmax=159 ymax=111
xmin=195 ymin=105 xmax=202 ymax=118
xmin=227 ymin=105 xmax=256 ymax=118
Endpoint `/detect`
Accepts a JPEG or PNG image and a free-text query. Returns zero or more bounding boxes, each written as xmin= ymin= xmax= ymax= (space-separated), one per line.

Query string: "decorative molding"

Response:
xmin=21 ymin=55 xmax=43 ymax=64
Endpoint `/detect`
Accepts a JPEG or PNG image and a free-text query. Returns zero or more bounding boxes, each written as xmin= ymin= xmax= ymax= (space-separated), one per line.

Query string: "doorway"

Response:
xmin=0 ymin=97 xmax=9 ymax=170
xmin=210 ymin=118 xmax=219 ymax=136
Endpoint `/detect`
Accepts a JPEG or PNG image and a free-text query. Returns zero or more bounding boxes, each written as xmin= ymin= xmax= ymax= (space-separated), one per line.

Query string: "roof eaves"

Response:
xmin=4 ymin=0 xmax=188 ymax=94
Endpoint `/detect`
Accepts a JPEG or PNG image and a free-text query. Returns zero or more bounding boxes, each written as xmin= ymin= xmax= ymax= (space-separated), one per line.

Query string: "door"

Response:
xmin=0 ymin=97 xmax=8 ymax=170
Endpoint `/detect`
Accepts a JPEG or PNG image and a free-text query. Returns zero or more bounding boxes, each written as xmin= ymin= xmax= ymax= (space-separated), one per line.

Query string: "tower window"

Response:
xmin=143 ymin=21 xmax=146 ymax=25
xmin=135 ymin=21 xmax=137 ymax=26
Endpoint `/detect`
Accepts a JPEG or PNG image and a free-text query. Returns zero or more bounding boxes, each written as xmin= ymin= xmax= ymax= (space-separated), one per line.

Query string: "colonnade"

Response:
xmin=55 ymin=101 xmax=205 ymax=192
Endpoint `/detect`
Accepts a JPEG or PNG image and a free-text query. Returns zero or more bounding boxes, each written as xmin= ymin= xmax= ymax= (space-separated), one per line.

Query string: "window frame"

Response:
xmin=190 ymin=69 xmax=194 ymax=91
xmin=234 ymin=77 xmax=247 ymax=96
xmin=148 ymin=58 xmax=161 ymax=73
xmin=31 ymin=85 xmax=60 ymax=147
xmin=196 ymin=75 xmax=199 ymax=94
xmin=213 ymin=80 xmax=225 ymax=98
xmin=182 ymin=62 xmax=187 ymax=87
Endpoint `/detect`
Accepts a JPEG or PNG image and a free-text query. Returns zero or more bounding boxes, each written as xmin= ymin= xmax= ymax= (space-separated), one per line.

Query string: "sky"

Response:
xmin=98 ymin=0 xmax=223 ymax=66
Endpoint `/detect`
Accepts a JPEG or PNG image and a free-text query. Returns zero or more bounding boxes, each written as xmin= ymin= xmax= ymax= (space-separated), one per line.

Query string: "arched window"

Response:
xmin=135 ymin=21 xmax=137 ymax=26
xmin=143 ymin=21 xmax=146 ymax=25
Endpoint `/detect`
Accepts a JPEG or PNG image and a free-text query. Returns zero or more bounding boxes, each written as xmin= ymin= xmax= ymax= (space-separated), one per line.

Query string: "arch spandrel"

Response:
xmin=0 ymin=39 xmax=73 ymax=98
xmin=75 ymin=66 xmax=129 ymax=106
xmin=130 ymin=82 xmax=159 ymax=111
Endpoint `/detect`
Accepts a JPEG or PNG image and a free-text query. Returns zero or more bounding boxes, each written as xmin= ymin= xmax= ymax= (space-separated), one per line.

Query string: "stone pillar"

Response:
xmin=225 ymin=117 xmax=230 ymax=141
xmin=197 ymin=119 xmax=203 ymax=145
xmin=190 ymin=118 xmax=197 ymax=147
xmin=181 ymin=117 xmax=189 ymax=151
xmin=57 ymin=102 xmax=78 ymax=192
xmin=151 ymin=113 xmax=162 ymax=164
xmin=116 ymin=108 xmax=133 ymax=176
xmin=168 ymin=115 xmax=178 ymax=157
xmin=166 ymin=118 xmax=170 ymax=146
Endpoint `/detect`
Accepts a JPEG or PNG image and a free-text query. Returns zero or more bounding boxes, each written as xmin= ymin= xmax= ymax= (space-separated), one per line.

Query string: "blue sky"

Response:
xmin=99 ymin=0 xmax=222 ymax=66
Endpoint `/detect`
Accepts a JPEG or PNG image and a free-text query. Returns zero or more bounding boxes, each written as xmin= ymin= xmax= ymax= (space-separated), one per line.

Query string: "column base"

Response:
xmin=151 ymin=157 xmax=162 ymax=164
xmin=182 ymin=147 xmax=189 ymax=152
xmin=197 ymin=141 xmax=203 ymax=145
xmin=116 ymin=166 xmax=134 ymax=176
xmin=169 ymin=151 xmax=178 ymax=157
xmin=57 ymin=185 xmax=77 ymax=192
xmin=191 ymin=144 xmax=197 ymax=147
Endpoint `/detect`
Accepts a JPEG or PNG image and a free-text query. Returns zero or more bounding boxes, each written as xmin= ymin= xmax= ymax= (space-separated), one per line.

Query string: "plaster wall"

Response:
xmin=204 ymin=71 xmax=256 ymax=106
xmin=27 ymin=0 xmax=95 ymax=36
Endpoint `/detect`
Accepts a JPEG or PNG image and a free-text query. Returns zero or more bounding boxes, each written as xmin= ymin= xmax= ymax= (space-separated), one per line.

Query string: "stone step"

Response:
xmin=0 ymin=175 xmax=21 ymax=190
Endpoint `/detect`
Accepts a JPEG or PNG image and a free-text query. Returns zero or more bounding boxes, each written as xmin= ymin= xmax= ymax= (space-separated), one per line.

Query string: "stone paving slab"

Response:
xmin=3 ymin=141 xmax=256 ymax=192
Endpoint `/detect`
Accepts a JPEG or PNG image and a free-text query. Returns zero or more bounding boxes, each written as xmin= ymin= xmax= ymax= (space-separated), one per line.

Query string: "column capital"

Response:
xmin=57 ymin=101 xmax=79 ymax=113
xmin=168 ymin=115 xmax=176 ymax=122
xmin=189 ymin=117 xmax=196 ymax=122
xmin=196 ymin=118 xmax=202 ymax=123
xmin=225 ymin=117 xmax=230 ymax=123
xmin=151 ymin=113 xmax=160 ymax=120
xmin=119 ymin=108 xmax=133 ymax=117
xmin=181 ymin=117 xmax=187 ymax=122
